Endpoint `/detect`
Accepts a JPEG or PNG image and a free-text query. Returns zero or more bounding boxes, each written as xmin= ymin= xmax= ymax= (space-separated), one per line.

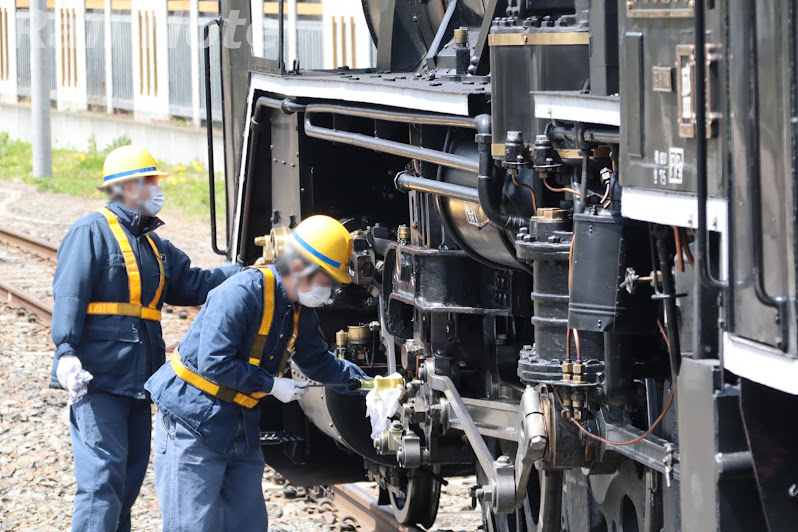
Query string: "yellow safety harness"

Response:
xmin=172 ymin=267 xmax=301 ymax=408
xmin=86 ymin=208 xmax=165 ymax=321
xmin=171 ymin=351 xmax=268 ymax=408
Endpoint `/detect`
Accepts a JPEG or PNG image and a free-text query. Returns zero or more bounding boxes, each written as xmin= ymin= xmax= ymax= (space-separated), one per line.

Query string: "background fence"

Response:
xmin=110 ymin=13 xmax=134 ymax=111
xmin=85 ymin=12 xmax=104 ymax=106
xmin=14 ymin=10 xmax=56 ymax=100
xmin=1 ymin=1 xmax=372 ymax=124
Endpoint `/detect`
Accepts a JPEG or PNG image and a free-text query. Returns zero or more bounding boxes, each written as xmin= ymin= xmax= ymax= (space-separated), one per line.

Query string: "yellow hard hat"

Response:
xmin=288 ymin=215 xmax=353 ymax=284
xmin=101 ymin=145 xmax=169 ymax=188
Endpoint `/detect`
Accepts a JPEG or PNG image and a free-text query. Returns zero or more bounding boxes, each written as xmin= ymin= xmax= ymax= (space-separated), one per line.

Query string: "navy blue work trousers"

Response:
xmin=153 ymin=410 xmax=269 ymax=532
xmin=69 ymin=392 xmax=151 ymax=532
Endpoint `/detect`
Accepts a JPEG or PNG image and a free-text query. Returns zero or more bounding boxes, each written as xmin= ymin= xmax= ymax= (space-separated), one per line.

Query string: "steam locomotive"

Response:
xmin=204 ymin=1 xmax=798 ymax=530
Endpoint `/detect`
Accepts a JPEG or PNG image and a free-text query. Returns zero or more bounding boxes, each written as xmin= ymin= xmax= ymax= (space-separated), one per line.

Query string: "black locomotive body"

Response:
xmin=205 ymin=1 xmax=798 ymax=530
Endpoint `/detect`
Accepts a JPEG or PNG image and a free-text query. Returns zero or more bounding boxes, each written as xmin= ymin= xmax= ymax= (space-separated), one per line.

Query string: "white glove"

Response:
xmin=365 ymin=373 xmax=405 ymax=439
xmin=269 ymin=377 xmax=308 ymax=404
xmin=56 ymin=355 xmax=94 ymax=405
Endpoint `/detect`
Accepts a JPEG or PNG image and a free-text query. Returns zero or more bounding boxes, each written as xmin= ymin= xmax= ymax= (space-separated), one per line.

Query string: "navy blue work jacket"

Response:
xmin=50 ymin=202 xmax=241 ymax=398
xmin=145 ymin=266 xmax=367 ymax=455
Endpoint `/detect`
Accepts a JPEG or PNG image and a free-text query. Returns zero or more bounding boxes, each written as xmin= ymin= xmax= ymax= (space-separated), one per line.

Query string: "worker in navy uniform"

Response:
xmin=145 ymin=215 xmax=369 ymax=531
xmin=50 ymin=145 xmax=242 ymax=532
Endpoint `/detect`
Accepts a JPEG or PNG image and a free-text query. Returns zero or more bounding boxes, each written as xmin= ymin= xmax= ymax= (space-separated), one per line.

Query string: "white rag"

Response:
xmin=365 ymin=373 xmax=405 ymax=439
xmin=68 ymin=370 xmax=94 ymax=405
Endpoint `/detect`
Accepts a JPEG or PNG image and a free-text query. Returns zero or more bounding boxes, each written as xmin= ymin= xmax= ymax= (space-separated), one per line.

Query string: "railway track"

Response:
xmin=0 ymin=226 xmax=201 ymax=325
xmin=0 ymin=226 xmax=57 ymax=325
xmin=0 ymin=225 xmax=59 ymax=262
xmin=330 ymin=485 xmax=423 ymax=532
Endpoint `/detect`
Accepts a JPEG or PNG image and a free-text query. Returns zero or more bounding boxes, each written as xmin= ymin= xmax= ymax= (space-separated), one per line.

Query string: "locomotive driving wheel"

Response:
xmin=388 ymin=467 xmax=441 ymax=529
xmin=478 ymin=466 xmax=550 ymax=532
xmin=479 ymin=459 xmax=662 ymax=532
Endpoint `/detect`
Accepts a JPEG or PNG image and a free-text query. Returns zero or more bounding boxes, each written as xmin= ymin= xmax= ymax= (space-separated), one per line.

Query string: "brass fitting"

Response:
xmin=254 ymin=225 xmax=291 ymax=264
xmin=336 ymin=330 xmax=349 ymax=347
xmin=335 ymin=330 xmax=349 ymax=358
xmin=347 ymin=325 xmax=371 ymax=345
xmin=454 ymin=27 xmax=468 ymax=46
xmin=535 ymin=207 xmax=568 ymax=221
xmin=397 ymin=224 xmax=411 ymax=243
xmin=571 ymin=392 xmax=584 ymax=409
xmin=561 ymin=361 xmax=573 ymax=382
xmin=572 ymin=363 xmax=584 ymax=382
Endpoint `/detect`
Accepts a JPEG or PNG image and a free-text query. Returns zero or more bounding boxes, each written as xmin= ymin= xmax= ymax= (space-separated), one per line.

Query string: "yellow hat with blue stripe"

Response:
xmin=101 ymin=145 xmax=169 ymax=188
xmin=288 ymin=215 xmax=353 ymax=284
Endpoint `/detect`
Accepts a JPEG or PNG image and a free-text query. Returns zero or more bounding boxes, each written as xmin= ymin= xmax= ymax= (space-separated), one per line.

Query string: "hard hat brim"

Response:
xmin=100 ymin=170 xmax=170 ymax=188
xmin=288 ymin=236 xmax=352 ymax=284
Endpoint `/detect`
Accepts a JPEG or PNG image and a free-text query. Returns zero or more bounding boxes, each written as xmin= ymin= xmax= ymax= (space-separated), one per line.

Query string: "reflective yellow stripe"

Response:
xmin=258 ymin=269 xmax=275 ymax=336
xmin=144 ymin=235 xmax=165 ymax=309
xmin=88 ymin=209 xmax=165 ymax=321
xmin=86 ymin=302 xmax=162 ymax=321
xmin=171 ymin=349 xmax=266 ymax=409
xmin=97 ymin=208 xmax=142 ymax=306
xmin=277 ymin=309 xmax=301 ymax=377
xmin=140 ymin=307 xmax=162 ymax=320
xmin=286 ymin=310 xmax=300 ymax=353
xmin=248 ymin=268 xmax=275 ymax=366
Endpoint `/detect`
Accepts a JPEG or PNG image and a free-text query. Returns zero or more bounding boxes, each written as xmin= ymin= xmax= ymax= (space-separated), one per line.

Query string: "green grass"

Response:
xmin=0 ymin=133 xmax=225 ymax=217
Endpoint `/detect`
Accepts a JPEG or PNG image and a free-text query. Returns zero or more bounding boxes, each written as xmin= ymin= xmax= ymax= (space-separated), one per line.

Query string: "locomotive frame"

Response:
xmin=204 ymin=1 xmax=798 ymax=530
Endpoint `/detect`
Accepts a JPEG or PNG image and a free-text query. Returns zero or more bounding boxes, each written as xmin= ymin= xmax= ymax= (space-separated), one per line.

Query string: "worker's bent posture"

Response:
xmin=50 ymin=145 xmax=241 ymax=532
xmin=146 ymin=215 xmax=368 ymax=531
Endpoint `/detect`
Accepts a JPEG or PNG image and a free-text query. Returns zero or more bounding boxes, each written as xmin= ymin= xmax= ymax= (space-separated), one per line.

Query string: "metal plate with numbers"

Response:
xmin=626 ymin=0 xmax=694 ymax=19
xmin=619 ymin=0 xmax=726 ymax=197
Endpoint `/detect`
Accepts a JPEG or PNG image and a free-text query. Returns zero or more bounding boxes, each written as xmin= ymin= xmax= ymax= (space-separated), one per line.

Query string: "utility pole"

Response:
xmin=30 ymin=0 xmax=52 ymax=178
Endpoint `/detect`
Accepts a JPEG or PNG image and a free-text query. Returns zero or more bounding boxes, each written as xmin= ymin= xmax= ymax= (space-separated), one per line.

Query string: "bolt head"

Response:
xmin=529 ymin=435 xmax=547 ymax=451
xmin=495 ymin=455 xmax=512 ymax=467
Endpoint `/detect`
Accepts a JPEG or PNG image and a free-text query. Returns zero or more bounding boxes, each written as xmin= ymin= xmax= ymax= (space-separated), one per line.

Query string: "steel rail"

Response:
xmin=0 ymin=227 xmax=204 ymax=327
xmin=331 ymin=484 xmax=423 ymax=532
xmin=0 ymin=225 xmax=58 ymax=262
xmin=0 ymin=279 xmax=53 ymax=326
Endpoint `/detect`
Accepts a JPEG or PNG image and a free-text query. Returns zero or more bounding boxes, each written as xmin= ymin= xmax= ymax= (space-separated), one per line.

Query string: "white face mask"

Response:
xmin=297 ymin=283 xmax=332 ymax=308
xmin=141 ymin=185 xmax=165 ymax=217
